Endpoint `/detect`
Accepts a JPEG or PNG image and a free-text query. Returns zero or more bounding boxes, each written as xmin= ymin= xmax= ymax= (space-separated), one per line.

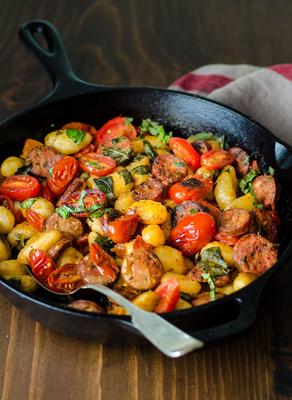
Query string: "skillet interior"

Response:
xmin=1 ymin=87 xmax=292 ymax=343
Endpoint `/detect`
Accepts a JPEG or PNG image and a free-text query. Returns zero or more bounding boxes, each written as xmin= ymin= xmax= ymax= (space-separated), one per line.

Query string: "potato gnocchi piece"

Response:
xmin=45 ymin=129 xmax=92 ymax=155
xmin=161 ymin=272 xmax=201 ymax=297
xmin=114 ymin=192 xmax=135 ymax=214
xmin=7 ymin=223 xmax=38 ymax=248
xmin=154 ymin=246 xmax=187 ymax=274
xmin=132 ymin=290 xmax=160 ymax=311
xmin=1 ymin=156 xmax=24 ymax=177
xmin=0 ymin=206 xmax=15 ymax=234
xmin=200 ymin=241 xmax=236 ymax=267
xmin=127 ymin=200 xmax=168 ymax=225
xmin=214 ymin=165 xmax=237 ymax=210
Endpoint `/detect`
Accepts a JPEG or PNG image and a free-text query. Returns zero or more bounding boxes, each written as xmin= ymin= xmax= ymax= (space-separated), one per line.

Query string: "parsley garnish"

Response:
xmin=85 ymin=161 xmax=103 ymax=169
xmin=140 ymin=119 xmax=172 ymax=143
xmin=187 ymin=132 xmax=214 ymax=142
xmin=125 ymin=117 xmax=133 ymax=126
xmin=239 ymin=169 xmax=260 ymax=194
xmin=56 ymin=205 xmax=72 ymax=219
xmin=174 ymin=161 xmax=186 ymax=168
xmin=94 ymin=232 xmax=115 ymax=255
xmin=66 ymin=129 xmax=85 ymax=144
xmin=268 ymin=166 xmax=275 ymax=176
xmin=21 ymin=198 xmax=36 ymax=209
xmin=190 ymin=208 xmax=197 ymax=215
xmin=201 ymin=273 xmax=216 ymax=301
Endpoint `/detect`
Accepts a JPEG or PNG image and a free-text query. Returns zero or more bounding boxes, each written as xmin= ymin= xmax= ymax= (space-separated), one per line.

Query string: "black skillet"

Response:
xmin=1 ymin=20 xmax=292 ymax=347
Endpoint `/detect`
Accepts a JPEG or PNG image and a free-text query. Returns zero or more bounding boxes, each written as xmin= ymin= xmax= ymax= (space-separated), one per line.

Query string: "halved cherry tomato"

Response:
xmin=0 ymin=175 xmax=41 ymax=201
xmin=101 ymin=214 xmax=138 ymax=243
xmin=89 ymin=243 xmax=119 ymax=282
xmin=63 ymin=189 xmax=107 ymax=217
xmin=28 ymin=248 xmax=55 ymax=283
xmin=169 ymin=137 xmax=201 ymax=171
xmin=79 ymin=153 xmax=116 ymax=177
xmin=0 ymin=195 xmax=24 ymax=223
xmin=169 ymin=177 xmax=213 ymax=204
xmin=47 ymin=156 xmax=79 ymax=197
xmin=200 ymin=149 xmax=234 ymax=170
xmin=73 ymin=143 xmax=96 ymax=158
xmin=47 ymin=263 xmax=83 ymax=293
xmin=40 ymin=183 xmax=55 ymax=203
xmin=155 ymin=278 xmax=180 ymax=313
xmin=26 ymin=208 xmax=45 ymax=231
xmin=169 ymin=212 xmax=216 ymax=256
xmin=96 ymin=116 xmax=137 ymax=144
xmin=214 ymin=232 xmax=239 ymax=246
xmin=61 ymin=121 xmax=98 ymax=135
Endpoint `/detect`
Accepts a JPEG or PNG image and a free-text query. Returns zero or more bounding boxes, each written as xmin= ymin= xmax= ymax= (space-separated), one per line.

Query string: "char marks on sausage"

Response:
xmin=152 ymin=154 xmax=188 ymax=186
xmin=133 ymin=177 xmax=166 ymax=201
xmin=77 ymin=254 xmax=115 ymax=285
xmin=252 ymin=175 xmax=279 ymax=210
xmin=229 ymin=147 xmax=250 ymax=176
xmin=219 ymin=208 xmax=251 ymax=236
xmin=45 ymin=212 xmax=83 ymax=239
xmin=252 ymin=208 xmax=279 ymax=243
xmin=26 ymin=145 xmax=62 ymax=178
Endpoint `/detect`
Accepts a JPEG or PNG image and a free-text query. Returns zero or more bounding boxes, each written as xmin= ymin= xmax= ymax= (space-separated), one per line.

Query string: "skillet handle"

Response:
xmin=19 ymin=20 xmax=103 ymax=101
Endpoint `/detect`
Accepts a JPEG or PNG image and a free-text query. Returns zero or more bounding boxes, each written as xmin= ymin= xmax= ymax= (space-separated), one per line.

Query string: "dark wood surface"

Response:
xmin=0 ymin=1 xmax=292 ymax=399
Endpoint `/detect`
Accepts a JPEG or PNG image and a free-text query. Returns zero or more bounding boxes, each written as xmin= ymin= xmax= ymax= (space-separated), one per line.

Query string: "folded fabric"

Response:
xmin=169 ymin=64 xmax=292 ymax=146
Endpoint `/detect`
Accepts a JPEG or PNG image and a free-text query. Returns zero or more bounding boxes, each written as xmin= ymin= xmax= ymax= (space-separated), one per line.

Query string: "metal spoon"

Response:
xmin=25 ymin=266 xmax=203 ymax=357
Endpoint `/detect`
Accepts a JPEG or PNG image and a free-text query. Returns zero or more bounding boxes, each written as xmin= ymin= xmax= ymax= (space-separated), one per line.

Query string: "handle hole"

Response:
xmin=34 ymin=30 xmax=50 ymax=52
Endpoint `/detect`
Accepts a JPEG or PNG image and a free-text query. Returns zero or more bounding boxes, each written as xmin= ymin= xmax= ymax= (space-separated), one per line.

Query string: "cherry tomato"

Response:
xmin=214 ymin=232 xmax=239 ymax=246
xmin=73 ymin=143 xmax=96 ymax=158
xmin=40 ymin=183 xmax=55 ymax=203
xmin=155 ymin=278 xmax=180 ymax=313
xmin=61 ymin=121 xmax=98 ymax=135
xmin=169 ymin=137 xmax=201 ymax=170
xmin=63 ymin=189 xmax=107 ymax=217
xmin=79 ymin=153 xmax=116 ymax=177
xmin=169 ymin=177 xmax=213 ymax=204
xmin=47 ymin=156 xmax=79 ymax=197
xmin=101 ymin=214 xmax=138 ymax=243
xmin=0 ymin=175 xmax=41 ymax=201
xmin=200 ymin=149 xmax=234 ymax=170
xmin=26 ymin=208 xmax=45 ymax=231
xmin=96 ymin=116 xmax=137 ymax=144
xmin=169 ymin=212 xmax=216 ymax=256
xmin=89 ymin=243 xmax=119 ymax=282
xmin=0 ymin=195 xmax=24 ymax=223
xmin=28 ymin=249 xmax=55 ymax=283
xmin=47 ymin=263 xmax=83 ymax=293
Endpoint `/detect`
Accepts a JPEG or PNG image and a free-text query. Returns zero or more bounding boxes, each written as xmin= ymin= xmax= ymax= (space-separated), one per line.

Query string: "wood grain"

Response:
xmin=0 ymin=1 xmax=292 ymax=399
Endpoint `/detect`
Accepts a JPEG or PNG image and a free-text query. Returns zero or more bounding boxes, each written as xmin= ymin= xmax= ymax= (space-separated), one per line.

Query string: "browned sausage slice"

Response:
xmin=252 ymin=175 xmax=279 ymax=210
xmin=133 ymin=177 xmax=166 ymax=201
xmin=77 ymin=254 xmax=115 ymax=285
xmin=252 ymin=208 xmax=279 ymax=243
xmin=45 ymin=213 xmax=83 ymax=239
xmin=26 ymin=145 xmax=63 ymax=178
xmin=229 ymin=147 xmax=250 ymax=176
xmin=187 ymin=265 xmax=230 ymax=287
xmin=234 ymin=233 xmax=277 ymax=275
xmin=219 ymin=208 xmax=251 ymax=236
xmin=197 ymin=200 xmax=222 ymax=223
xmin=152 ymin=154 xmax=188 ymax=186
xmin=68 ymin=299 xmax=104 ymax=313
xmin=56 ymin=178 xmax=86 ymax=207
xmin=121 ymin=237 xmax=163 ymax=290
xmin=172 ymin=201 xmax=205 ymax=225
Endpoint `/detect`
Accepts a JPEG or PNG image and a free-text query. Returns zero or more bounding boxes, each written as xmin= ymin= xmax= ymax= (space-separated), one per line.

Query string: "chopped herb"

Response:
xmin=66 ymin=128 xmax=85 ymax=144
xmin=14 ymin=233 xmax=26 ymax=250
xmin=118 ymin=169 xmax=132 ymax=185
xmin=217 ymin=134 xmax=226 ymax=149
xmin=94 ymin=232 xmax=115 ymax=255
xmin=90 ymin=207 xmax=116 ymax=218
xmin=15 ymin=164 xmax=33 ymax=176
xmin=80 ymin=171 xmax=90 ymax=180
xmin=56 ymin=205 xmax=72 ymax=219
xmin=93 ymin=176 xmax=114 ymax=201
xmin=20 ymin=198 xmax=36 ymax=209
xmin=187 ymin=132 xmax=214 ymax=142
xmin=180 ymin=292 xmax=193 ymax=302
xmin=125 ymin=117 xmax=133 ymax=126
xmin=56 ymin=202 xmax=106 ymax=218
xmin=78 ymin=190 xmax=87 ymax=209
xmin=140 ymin=119 xmax=172 ymax=143
xmin=201 ymin=273 xmax=216 ymax=301
xmin=111 ymin=136 xmax=125 ymax=144
xmin=132 ymin=165 xmax=151 ymax=175
xmin=143 ymin=140 xmax=156 ymax=161
xmin=85 ymin=161 xmax=103 ymax=169
xmin=174 ymin=161 xmax=186 ymax=167
xmin=102 ymin=145 xmax=132 ymax=165
xmin=48 ymin=167 xmax=53 ymax=176
xmin=190 ymin=209 xmax=197 ymax=215
xmin=252 ymin=191 xmax=264 ymax=209
xmin=268 ymin=166 xmax=275 ymax=176
xmin=133 ymin=154 xmax=145 ymax=161
xmin=239 ymin=169 xmax=260 ymax=194
xmin=198 ymin=247 xmax=229 ymax=277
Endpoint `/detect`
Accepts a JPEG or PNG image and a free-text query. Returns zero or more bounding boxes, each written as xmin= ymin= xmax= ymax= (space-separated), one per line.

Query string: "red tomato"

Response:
xmin=214 ymin=232 xmax=239 ymax=246
xmin=26 ymin=208 xmax=45 ymax=231
xmin=96 ymin=116 xmax=137 ymax=144
xmin=169 ymin=212 xmax=216 ymax=256
xmin=40 ymin=183 xmax=55 ymax=203
xmin=0 ymin=175 xmax=40 ymax=201
xmin=155 ymin=278 xmax=180 ymax=313
xmin=169 ymin=137 xmax=201 ymax=170
xmin=47 ymin=156 xmax=79 ymax=197
xmin=169 ymin=177 xmax=213 ymax=204
xmin=79 ymin=153 xmax=116 ymax=177
xmin=89 ymin=243 xmax=119 ymax=282
xmin=200 ymin=150 xmax=234 ymax=170
xmin=61 ymin=121 xmax=98 ymax=135
xmin=28 ymin=249 xmax=55 ymax=283
xmin=47 ymin=263 xmax=84 ymax=293
xmin=73 ymin=143 xmax=96 ymax=158
xmin=0 ymin=195 xmax=24 ymax=223
xmin=63 ymin=189 xmax=107 ymax=217
xmin=101 ymin=214 xmax=138 ymax=243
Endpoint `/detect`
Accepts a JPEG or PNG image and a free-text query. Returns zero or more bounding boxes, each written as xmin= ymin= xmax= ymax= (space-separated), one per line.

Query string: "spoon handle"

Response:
xmin=83 ymin=283 xmax=204 ymax=357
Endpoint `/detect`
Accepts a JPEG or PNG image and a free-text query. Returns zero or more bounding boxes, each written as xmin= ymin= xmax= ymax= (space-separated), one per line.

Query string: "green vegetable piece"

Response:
xmin=198 ymin=247 xmax=229 ymax=277
xmin=94 ymin=232 xmax=115 ymax=255
xmin=239 ymin=169 xmax=259 ymax=194
xmin=21 ymin=198 xmax=36 ymax=209
xmin=180 ymin=292 xmax=193 ymax=302
xmin=93 ymin=176 xmax=114 ymax=201
xmin=268 ymin=166 xmax=275 ymax=176
xmin=125 ymin=117 xmax=134 ymax=126
xmin=201 ymin=273 xmax=216 ymax=301
xmin=56 ymin=205 xmax=72 ymax=219
xmin=102 ymin=143 xmax=133 ymax=165
xmin=140 ymin=119 xmax=172 ymax=143
xmin=143 ymin=140 xmax=156 ymax=161
xmin=118 ymin=169 xmax=133 ymax=185
xmin=132 ymin=165 xmax=151 ymax=175
xmin=66 ymin=129 xmax=85 ymax=144
xmin=187 ymin=132 xmax=214 ymax=142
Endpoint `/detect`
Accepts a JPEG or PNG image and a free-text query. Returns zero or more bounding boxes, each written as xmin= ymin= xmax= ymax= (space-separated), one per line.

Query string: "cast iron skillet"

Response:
xmin=1 ymin=20 xmax=292 ymax=347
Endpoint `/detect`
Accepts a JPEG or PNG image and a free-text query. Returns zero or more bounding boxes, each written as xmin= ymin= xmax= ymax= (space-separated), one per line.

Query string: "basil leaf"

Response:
xmin=143 ymin=140 xmax=156 ymax=161
xmin=66 ymin=129 xmax=85 ymax=144
xmin=140 ymin=119 xmax=172 ymax=144
xmin=180 ymin=292 xmax=193 ymax=302
xmin=201 ymin=273 xmax=216 ymax=301
xmin=15 ymin=164 xmax=33 ymax=176
xmin=21 ymin=198 xmax=36 ymax=209
xmin=187 ymin=132 xmax=214 ymax=142
xmin=94 ymin=232 xmax=115 ymax=255
xmin=268 ymin=166 xmax=275 ymax=176
xmin=118 ymin=169 xmax=132 ymax=185
xmin=125 ymin=117 xmax=133 ymax=126
xmin=239 ymin=169 xmax=259 ymax=194
xmin=56 ymin=205 xmax=72 ymax=219
xmin=85 ymin=161 xmax=104 ymax=169
xmin=93 ymin=176 xmax=114 ymax=201
xmin=198 ymin=247 xmax=229 ymax=277
xmin=102 ymin=145 xmax=132 ymax=165
xmin=132 ymin=165 xmax=151 ymax=175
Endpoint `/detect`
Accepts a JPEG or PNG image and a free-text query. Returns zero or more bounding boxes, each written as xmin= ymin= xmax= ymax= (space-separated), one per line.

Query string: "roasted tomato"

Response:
xmin=96 ymin=116 xmax=137 ymax=144
xmin=155 ymin=277 xmax=180 ymax=313
xmin=200 ymin=149 xmax=234 ymax=170
xmin=169 ymin=137 xmax=201 ymax=171
xmin=79 ymin=153 xmax=116 ymax=176
xmin=89 ymin=243 xmax=119 ymax=283
xmin=101 ymin=214 xmax=138 ymax=243
xmin=47 ymin=156 xmax=79 ymax=197
xmin=47 ymin=263 xmax=84 ymax=293
xmin=73 ymin=143 xmax=96 ymax=158
xmin=28 ymin=248 xmax=55 ymax=283
xmin=61 ymin=121 xmax=98 ymax=135
xmin=63 ymin=189 xmax=107 ymax=217
xmin=40 ymin=183 xmax=55 ymax=203
xmin=0 ymin=195 xmax=24 ymax=223
xmin=26 ymin=208 xmax=45 ymax=231
xmin=169 ymin=212 xmax=216 ymax=256
xmin=214 ymin=232 xmax=239 ymax=246
xmin=0 ymin=175 xmax=41 ymax=201
xmin=169 ymin=177 xmax=213 ymax=204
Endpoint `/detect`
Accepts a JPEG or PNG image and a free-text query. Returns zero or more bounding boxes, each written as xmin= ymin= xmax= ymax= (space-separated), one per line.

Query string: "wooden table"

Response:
xmin=0 ymin=1 xmax=292 ymax=399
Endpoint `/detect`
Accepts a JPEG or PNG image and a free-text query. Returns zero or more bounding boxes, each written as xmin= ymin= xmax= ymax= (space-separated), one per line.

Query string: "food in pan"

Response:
xmin=0 ymin=117 xmax=280 ymax=314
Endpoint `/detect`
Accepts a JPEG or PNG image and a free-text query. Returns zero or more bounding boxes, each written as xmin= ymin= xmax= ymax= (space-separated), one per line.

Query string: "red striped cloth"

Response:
xmin=169 ymin=64 xmax=292 ymax=145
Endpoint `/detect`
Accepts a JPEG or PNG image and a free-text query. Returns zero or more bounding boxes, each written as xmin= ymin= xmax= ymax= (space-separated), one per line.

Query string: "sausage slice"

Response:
xmin=252 ymin=208 xmax=279 ymax=243
xmin=229 ymin=147 xmax=250 ymax=176
xmin=133 ymin=177 xmax=166 ymax=201
xmin=26 ymin=145 xmax=62 ymax=178
xmin=234 ymin=234 xmax=277 ymax=275
xmin=187 ymin=264 xmax=230 ymax=287
xmin=152 ymin=154 xmax=188 ymax=186
xmin=252 ymin=175 xmax=279 ymax=210
xmin=172 ymin=201 xmax=205 ymax=225
xmin=219 ymin=208 xmax=251 ymax=236
xmin=45 ymin=213 xmax=83 ymax=239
